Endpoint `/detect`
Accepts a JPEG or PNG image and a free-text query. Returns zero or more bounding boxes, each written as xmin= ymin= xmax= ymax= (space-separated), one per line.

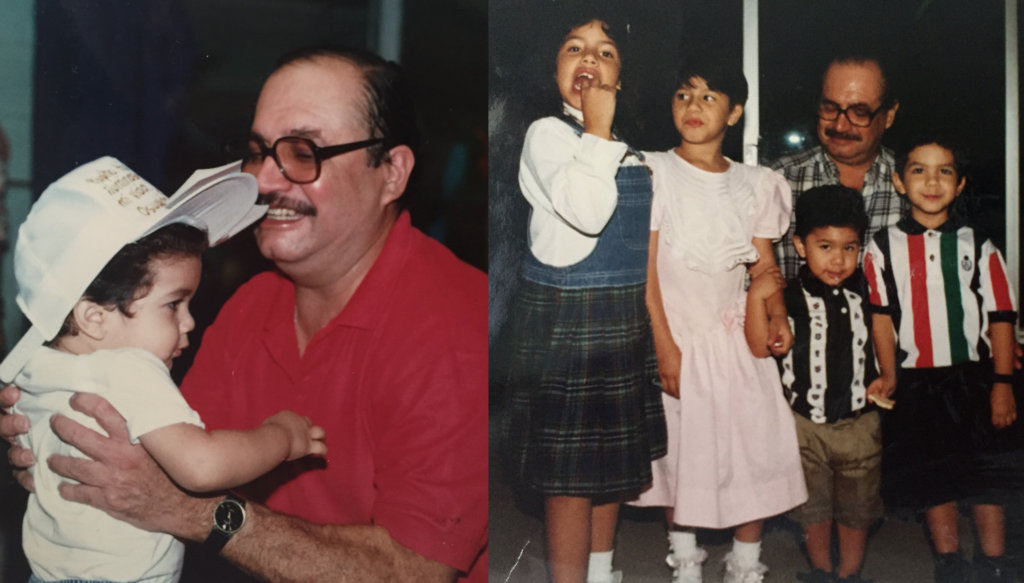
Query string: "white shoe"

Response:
xmin=722 ymin=552 xmax=768 ymax=583
xmin=666 ymin=549 xmax=707 ymax=583
xmin=588 ymin=570 xmax=622 ymax=583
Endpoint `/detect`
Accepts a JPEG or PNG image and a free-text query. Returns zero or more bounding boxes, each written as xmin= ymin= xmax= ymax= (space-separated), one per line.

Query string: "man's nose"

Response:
xmin=833 ymin=111 xmax=854 ymax=132
xmin=255 ymin=152 xmax=291 ymax=193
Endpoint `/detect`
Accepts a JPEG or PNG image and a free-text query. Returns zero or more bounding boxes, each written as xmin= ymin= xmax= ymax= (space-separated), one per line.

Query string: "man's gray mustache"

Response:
xmin=256 ymin=193 xmax=317 ymax=216
xmin=825 ymin=128 xmax=861 ymax=142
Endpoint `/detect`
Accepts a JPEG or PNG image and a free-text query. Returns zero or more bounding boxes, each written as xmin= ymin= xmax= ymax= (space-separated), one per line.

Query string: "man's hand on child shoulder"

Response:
xmin=263 ymin=410 xmax=328 ymax=461
xmin=991 ymin=383 xmax=1017 ymax=429
xmin=0 ymin=384 xmax=35 ymax=492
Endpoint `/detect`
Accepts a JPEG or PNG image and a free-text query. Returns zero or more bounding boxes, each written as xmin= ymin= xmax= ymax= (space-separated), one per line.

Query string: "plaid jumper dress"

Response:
xmin=507 ymin=118 xmax=667 ymax=496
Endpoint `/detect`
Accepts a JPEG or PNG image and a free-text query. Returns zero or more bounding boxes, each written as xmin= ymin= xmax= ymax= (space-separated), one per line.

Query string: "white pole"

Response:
xmin=742 ymin=0 xmax=759 ymax=165
xmin=378 ymin=0 xmax=403 ymax=63
xmin=1006 ymin=0 xmax=1021 ymax=340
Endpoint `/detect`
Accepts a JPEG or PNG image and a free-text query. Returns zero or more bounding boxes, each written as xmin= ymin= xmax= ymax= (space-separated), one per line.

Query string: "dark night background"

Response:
xmin=489 ymin=0 xmax=1024 ymax=576
xmin=490 ymin=0 xmax=1014 ymax=402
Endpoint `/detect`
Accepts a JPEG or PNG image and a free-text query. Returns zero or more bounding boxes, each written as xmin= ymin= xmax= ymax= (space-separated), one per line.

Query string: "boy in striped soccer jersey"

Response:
xmin=864 ymin=136 xmax=1017 ymax=583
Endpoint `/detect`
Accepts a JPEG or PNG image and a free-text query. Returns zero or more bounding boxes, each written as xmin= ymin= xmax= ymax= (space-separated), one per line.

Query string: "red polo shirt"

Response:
xmin=180 ymin=212 xmax=488 ymax=581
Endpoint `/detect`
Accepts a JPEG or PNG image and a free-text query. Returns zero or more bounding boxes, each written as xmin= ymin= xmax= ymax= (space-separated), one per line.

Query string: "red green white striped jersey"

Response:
xmin=864 ymin=217 xmax=1017 ymax=369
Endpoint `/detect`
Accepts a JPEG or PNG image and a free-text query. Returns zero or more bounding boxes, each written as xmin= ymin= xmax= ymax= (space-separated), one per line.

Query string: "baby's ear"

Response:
xmin=71 ymin=300 xmax=112 ymax=341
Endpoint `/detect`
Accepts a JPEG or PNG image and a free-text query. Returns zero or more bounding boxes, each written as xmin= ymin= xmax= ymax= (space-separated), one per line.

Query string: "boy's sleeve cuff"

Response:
xmin=988 ymin=310 xmax=1018 ymax=324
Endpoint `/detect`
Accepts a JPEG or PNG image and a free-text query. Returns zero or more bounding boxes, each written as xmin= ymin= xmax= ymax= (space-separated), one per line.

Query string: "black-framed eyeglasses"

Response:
xmin=817 ymin=100 xmax=886 ymax=128
xmin=236 ymin=136 xmax=386 ymax=184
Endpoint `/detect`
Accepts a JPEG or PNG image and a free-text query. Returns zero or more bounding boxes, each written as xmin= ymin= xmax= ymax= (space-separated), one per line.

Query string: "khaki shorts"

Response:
xmin=788 ymin=410 xmax=883 ymax=530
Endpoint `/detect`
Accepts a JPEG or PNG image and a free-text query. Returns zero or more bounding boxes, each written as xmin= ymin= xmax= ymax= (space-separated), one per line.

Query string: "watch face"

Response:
xmin=214 ymin=499 xmax=245 ymax=533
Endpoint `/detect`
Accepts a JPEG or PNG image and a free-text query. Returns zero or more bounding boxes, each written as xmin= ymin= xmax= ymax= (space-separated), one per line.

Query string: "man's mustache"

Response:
xmin=824 ymin=128 xmax=861 ymax=142
xmin=256 ymin=193 xmax=318 ymax=217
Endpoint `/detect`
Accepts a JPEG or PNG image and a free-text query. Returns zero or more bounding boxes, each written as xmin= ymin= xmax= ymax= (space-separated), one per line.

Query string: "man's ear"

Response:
xmin=379 ymin=145 xmax=415 ymax=207
xmin=884 ymin=100 xmax=899 ymax=130
xmin=793 ymin=235 xmax=807 ymax=259
xmin=71 ymin=300 xmax=113 ymax=341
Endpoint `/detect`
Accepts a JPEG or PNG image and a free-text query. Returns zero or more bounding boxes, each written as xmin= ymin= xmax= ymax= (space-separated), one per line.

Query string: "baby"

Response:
xmin=5 ymin=157 xmax=326 ymax=583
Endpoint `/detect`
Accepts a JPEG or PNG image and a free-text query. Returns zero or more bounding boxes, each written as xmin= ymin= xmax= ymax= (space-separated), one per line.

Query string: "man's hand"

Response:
xmin=1 ymin=384 xmax=35 ymax=492
xmin=263 ymin=410 xmax=328 ymax=461
xmin=47 ymin=392 xmax=206 ymax=539
xmin=992 ymin=383 xmax=1017 ymax=429
xmin=767 ymin=315 xmax=794 ymax=356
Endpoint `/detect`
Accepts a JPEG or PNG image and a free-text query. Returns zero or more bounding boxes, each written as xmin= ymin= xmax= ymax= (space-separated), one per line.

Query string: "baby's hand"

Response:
xmin=263 ymin=411 xmax=328 ymax=461
xmin=749 ymin=267 xmax=785 ymax=302
xmin=991 ymin=383 xmax=1017 ymax=429
xmin=579 ymin=78 xmax=617 ymax=140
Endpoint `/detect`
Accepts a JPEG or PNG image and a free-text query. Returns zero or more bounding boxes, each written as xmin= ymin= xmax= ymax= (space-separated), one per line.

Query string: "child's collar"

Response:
xmin=798 ymin=264 xmax=864 ymax=297
xmin=561 ymin=102 xmax=584 ymax=124
xmin=897 ymin=213 xmax=964 ymax=235
xmin=557 ymin=104 xmax=644 ymax=161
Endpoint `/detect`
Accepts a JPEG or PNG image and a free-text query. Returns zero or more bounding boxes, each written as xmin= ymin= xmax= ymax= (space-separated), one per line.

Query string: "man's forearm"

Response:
xmin=213 ymin=501 xmax=457 ymax=583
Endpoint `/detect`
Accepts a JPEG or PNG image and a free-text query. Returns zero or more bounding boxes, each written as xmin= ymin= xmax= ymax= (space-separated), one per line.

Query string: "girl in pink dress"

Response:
xmin=631 ymin=57 xmax=807 ymax=583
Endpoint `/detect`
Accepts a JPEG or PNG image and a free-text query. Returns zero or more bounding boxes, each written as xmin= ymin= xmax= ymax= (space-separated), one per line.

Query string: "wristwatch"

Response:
xmin=202 ymin=494 xmax=247 ymax=554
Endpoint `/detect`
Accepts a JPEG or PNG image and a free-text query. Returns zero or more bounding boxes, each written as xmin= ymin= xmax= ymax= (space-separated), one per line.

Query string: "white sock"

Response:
xmin=587 ymin=550 xmax=614 ymax=583
xmin=669 ymin=530 xmax=699 ymax=560
xmin=730 ymin=538 xmax=762 ymax=568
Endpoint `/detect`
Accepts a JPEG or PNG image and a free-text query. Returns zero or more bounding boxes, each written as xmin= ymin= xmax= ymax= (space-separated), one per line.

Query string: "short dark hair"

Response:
xmin=825 ymin=54 xmax=897 ymax=110
xmin=274 ymin=45 xmax=421 ymax=171
xmin=895 ymin=132 xmax=967 ymax=180
xmin=794 ymin=185 xmax=868 ymax=242
xmin=50 ymin=223 xmax=208 ymax=342
xmin=676 ymin=55 xmax=748 ymax=108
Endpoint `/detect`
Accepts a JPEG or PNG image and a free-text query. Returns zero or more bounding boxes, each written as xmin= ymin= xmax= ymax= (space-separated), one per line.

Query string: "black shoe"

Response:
xmin=836 ymin=575 xmax=874 ymax=583
xmin=974 ymin=555 xmax=1012 ymax=583
xmin=796 ymin=569 xmax=835 ymax=583
xmin=934 ymin=553 xmax=970 ymax=583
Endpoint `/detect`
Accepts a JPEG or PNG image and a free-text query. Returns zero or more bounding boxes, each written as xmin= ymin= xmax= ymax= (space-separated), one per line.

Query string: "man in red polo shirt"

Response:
xmin=1 ymin=46 xmax=487 ymax=583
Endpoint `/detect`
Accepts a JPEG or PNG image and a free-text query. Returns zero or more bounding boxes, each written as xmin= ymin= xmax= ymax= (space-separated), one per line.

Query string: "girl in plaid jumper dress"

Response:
xmin=507 ymin=17 xmax=666 ymax=583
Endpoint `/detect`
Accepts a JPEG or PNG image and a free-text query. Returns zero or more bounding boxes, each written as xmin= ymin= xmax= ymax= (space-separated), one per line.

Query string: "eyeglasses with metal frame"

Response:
xmin=236 ymin=136 xmax=387 ymax=184
xmin=816 ymin=99 xmax=887 ymax=128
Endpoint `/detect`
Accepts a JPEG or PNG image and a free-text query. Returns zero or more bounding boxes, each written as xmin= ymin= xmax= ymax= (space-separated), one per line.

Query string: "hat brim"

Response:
xmin=142 ymin=161 xmax=266 ymax=247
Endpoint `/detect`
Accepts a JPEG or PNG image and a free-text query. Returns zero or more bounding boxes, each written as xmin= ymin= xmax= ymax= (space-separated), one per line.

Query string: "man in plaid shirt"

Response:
xmin=772 ymin=56 xmax=907 ymax=280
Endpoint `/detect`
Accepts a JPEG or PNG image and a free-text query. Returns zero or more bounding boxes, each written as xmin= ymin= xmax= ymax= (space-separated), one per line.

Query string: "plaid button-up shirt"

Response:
xmin=770 ymin=145 xmax=907 ymax=280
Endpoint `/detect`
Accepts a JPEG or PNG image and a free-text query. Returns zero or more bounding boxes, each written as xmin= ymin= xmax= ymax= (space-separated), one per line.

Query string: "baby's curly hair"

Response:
xmin=47 ymin=223 xmax=208 ymax=343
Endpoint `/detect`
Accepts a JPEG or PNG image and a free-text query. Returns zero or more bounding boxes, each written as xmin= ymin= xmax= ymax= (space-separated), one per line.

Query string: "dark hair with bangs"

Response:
xmin=894 ymin=132 xmax=967 ymax=180
xmin=676 ymin=55 xmax=748 ymax=108
xmin=49 ymin=223 xmax=208 ymax=342
xmin=794 ymin=185 xmax=868 ymax=243
xmin=560 ymin=17 xmax=630 ymax=64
